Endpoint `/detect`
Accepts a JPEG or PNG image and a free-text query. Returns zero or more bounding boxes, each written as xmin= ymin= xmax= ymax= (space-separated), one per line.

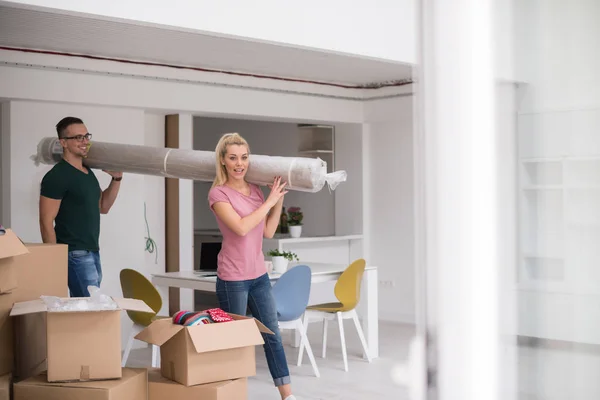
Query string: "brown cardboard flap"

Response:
xmin=134 ymin=318 xmax=183 ymax=346
xmin=9 ymin=299 xmax=47 ymax=316
xmin=188 ymin=318 xmax=265 ymax=353
xmin=113 ymin=298 xmax=154 ymax=314
xmin=0 ymin=229 xmax=29 ymax=260
xmin=0 ymin=373 xmax=10 ymax=400
xmin=229 ymin=313 xmax=274 ymax=335
xmin=17 ymin=367 xmax=145 ymax=389
xmin=10 ymin=297 xmax=153 ymax=317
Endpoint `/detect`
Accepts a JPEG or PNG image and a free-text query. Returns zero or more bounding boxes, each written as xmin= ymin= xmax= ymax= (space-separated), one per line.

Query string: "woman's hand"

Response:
xmin=266 ymin=176 xmax=288 ymax=207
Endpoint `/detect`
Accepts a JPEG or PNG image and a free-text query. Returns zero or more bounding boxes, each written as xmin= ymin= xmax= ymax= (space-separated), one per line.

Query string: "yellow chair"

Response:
xmin=120 ymin=268 xmax=164 ymax=368
xmin=298 ymin=259 xmax=372 ymax=372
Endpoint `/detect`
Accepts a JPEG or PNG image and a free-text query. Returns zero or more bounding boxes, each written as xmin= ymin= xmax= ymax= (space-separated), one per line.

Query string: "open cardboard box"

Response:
xmin=0 ymin=230 xmax=68 ymax=378
xmin=136 ymin=313 xmax=273 ymax=386
xmin=10 ymin=243 xmax=68 ymax=381
xmin=10 ymin=297 xmax=153 ymax=382
xmin=0 ymin=229 xmax=29 ymax=294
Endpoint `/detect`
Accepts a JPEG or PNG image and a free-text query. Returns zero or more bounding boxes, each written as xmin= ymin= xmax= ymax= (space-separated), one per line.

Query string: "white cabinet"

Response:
xmin=517 ymin=109 xmax=600 ymax=343
xmin=519 ymin=156 xmax=600 ymax=293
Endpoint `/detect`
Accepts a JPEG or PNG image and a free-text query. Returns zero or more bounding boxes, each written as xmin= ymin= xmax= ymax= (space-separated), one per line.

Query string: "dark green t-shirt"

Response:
xmin=40 ymin=159 xmax=102 ymax=252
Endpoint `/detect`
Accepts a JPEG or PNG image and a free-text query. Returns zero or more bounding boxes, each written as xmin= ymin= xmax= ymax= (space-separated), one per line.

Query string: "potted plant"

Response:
xmin=287 ymin=207 xmax=303 ymax=238
xmin=266 ymin=249 xmax=299 ymax=274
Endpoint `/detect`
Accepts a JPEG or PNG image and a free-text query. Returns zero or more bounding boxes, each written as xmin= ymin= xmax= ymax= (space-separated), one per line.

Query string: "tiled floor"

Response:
xmin=126 ymin=319 xmax=600 ymax=399
xmin=126 ymin=320 xmax=413 ymax=400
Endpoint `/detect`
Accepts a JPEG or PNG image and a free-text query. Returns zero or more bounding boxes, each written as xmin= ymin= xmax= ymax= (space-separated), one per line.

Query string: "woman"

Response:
xmin=208 ymin=132 xmax=296 ymax=400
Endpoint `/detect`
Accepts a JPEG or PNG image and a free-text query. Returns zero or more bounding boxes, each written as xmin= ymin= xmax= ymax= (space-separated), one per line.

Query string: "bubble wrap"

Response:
xmin=32 ymin=137 xmax=347 ymax=193
xmin=40 ymin=287 xmax=118 ymax=312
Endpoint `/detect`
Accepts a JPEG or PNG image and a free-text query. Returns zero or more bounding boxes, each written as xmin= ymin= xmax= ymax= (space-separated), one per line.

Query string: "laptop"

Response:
xmin=194 ymin=242 xmax=221 ymax=277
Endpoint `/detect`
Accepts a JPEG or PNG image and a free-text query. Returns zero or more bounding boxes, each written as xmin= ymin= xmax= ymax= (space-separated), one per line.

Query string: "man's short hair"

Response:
xmin=56 ymin=117 xmax=84 ymax=138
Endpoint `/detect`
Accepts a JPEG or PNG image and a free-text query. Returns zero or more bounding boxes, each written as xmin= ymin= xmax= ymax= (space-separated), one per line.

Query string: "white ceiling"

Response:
xmin=0 ymin=3 xmax=414 ymax=86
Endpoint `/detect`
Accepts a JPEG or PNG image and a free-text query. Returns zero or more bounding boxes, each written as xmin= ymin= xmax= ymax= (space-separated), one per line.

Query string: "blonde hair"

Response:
xmin=211 ymin=132 xmax=250 ymax=188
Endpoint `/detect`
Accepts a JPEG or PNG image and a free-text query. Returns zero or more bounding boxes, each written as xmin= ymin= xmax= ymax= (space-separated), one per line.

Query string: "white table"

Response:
xmin=151 ymin=262 xmax=379 ymax=359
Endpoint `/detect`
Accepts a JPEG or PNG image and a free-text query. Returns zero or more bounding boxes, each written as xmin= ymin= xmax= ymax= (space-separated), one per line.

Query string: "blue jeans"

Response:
xmin=216 ymin=273 xmax=291 ymax=387
xmin=68 ymin=250 xmax=102 ymax=297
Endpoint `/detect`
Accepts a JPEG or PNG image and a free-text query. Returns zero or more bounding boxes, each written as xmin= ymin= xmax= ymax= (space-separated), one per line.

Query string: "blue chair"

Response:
xmin=272 ymin=264 xmax=320 ymax=378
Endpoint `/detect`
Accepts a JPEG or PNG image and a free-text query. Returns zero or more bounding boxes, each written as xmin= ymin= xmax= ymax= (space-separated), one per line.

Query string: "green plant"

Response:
xmin=267 ymin=249 xmax=299 ymax=262
xmin=287 ymin=207 xmax=303 ymax=226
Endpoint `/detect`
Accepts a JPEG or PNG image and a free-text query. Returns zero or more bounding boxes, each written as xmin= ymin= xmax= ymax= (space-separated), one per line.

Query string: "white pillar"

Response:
xmin=419 ymin=0 xmax=500 ymax=399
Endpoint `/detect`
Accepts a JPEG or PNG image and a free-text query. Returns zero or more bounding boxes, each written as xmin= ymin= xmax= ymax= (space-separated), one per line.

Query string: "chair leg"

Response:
xmin=322 ymin=317 xmax=328 ymax=359
xmin=297 ymin=319 xmax=320 ymax=378
xmin=337 ymin=312 xmax=348 ymax=372
xmin=351 ymin=310 xmax=372 ymax=363
xmin=151 ymin=345 xmax=160 ymax=368
xmin=297 ymin=313 xmax=308 ymax=367
xmin=121 ymin=322 xmax=136 ymax=367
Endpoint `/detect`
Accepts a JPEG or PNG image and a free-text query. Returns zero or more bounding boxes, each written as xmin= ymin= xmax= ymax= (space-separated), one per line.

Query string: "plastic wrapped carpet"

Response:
xmin=32 ymin=137 xmax=347 ymax=193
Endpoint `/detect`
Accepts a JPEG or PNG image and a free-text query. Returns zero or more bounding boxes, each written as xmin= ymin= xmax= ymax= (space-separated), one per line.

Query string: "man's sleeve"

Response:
xmin=40 ymin=170 xmax=67 ymax=200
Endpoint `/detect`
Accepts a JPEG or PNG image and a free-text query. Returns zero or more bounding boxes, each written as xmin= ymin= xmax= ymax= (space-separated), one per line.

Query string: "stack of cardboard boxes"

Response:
xmin=138 ymin=313 xmax=271 ymax=399
xmin=0 ymin=229 xmax=270 ymax=399
xmin=0 ymin=229 xmax=69 ymax=400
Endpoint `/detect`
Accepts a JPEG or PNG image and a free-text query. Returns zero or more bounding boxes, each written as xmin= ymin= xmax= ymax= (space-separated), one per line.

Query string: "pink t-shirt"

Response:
xmin=208 ymin=184 xmax=267 ymax=281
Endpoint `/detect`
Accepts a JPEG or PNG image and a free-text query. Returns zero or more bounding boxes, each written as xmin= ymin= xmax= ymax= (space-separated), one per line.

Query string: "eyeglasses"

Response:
xmin=61 ymin=133 xmax=92 ymax=142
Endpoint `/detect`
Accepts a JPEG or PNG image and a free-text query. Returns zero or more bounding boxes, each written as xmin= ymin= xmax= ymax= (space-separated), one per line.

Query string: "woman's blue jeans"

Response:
xmin=216 ymin=273 xmax=291 ymax=387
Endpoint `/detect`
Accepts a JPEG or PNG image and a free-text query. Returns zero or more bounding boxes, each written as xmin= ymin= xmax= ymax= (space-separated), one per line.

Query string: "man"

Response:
xmin=39 ymin=117 xmax=123 ymax=297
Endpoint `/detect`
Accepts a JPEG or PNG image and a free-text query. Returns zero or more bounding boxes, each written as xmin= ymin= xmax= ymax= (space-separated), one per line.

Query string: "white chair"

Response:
xmin=298 ymin=259 xmax=372 ymax=372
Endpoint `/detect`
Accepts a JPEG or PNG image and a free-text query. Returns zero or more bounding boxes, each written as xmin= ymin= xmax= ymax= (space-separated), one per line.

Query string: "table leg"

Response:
xmin=180 ymin=288 xmax=195 ymax=312
xmin=361 ymin=268 xmax=379 ymax=359
xmin=154 ymin=281 xmax=170 ymax=318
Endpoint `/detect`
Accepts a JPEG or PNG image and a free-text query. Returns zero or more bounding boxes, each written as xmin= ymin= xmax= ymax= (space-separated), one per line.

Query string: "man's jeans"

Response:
xmin=216 ymin=273 xmax=291 ymax=387
xmin=68 ymin=250 xmax=102 ymax=297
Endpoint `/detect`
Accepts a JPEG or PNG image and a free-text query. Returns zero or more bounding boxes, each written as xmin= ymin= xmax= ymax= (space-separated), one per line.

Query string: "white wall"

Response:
xmin=0 ymin=50 xmax=364 ymax=124
xmin=363 ymin=95 xmax=415 ymax=323
xmin=6 ymin=100 xmax=166 ymax=349
xmin=193 ymin=117 xmax=337 ymax=237
xmin=6 ymin=0 xmax=417 ymax=64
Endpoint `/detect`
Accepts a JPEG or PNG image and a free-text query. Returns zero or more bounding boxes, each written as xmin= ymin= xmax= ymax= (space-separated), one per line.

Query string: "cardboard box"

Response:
xmin=10 ymin=297 xmax=153 ymax=382
xmin=14 ymin=368 xmax=147 ymax=400
xmin=0 ymin=373 xmax=10 ymax=400
xmin=0 ymin=235 xmax=68 ymax=378
xmin=11 ymin=243 xmax=68 ymax=381
xmin=136 ymin=314 xmax=272 ymax=386
xmin=0 ymin=229 xmax=29 ymax=294
xmin=0 ymin=294 xmax=14 ymax=376
xmin=148 ymin=369 xmax=247 ymax=400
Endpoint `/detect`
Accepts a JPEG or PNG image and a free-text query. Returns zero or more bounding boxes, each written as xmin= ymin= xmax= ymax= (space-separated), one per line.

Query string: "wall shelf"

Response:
xmin=297 ymin=124 xmax=335 ymax=173
xmin=518 ymin=138 xmax=600 ymax=294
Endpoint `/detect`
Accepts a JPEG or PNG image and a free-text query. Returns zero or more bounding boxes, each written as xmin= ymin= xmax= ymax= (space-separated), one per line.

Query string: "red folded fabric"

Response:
xmin=206 ymin=308 xmax=234 ymax=323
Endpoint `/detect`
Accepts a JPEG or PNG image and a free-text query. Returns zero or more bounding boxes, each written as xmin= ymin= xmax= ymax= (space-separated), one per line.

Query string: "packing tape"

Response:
xmin=80 ymin=365 xmax=90 ymax=380
xmin=287 ymin=158 xmax=297 ymax=189
xmin=163 ymin=148 xmax=173 ymax=176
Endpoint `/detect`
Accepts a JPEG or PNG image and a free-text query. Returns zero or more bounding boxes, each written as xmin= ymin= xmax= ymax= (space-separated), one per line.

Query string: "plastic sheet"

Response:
xmin=32 ymin=137 xmax=347 ymax=193
xmin=40 ymin=286 xmax=118 ymax=312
